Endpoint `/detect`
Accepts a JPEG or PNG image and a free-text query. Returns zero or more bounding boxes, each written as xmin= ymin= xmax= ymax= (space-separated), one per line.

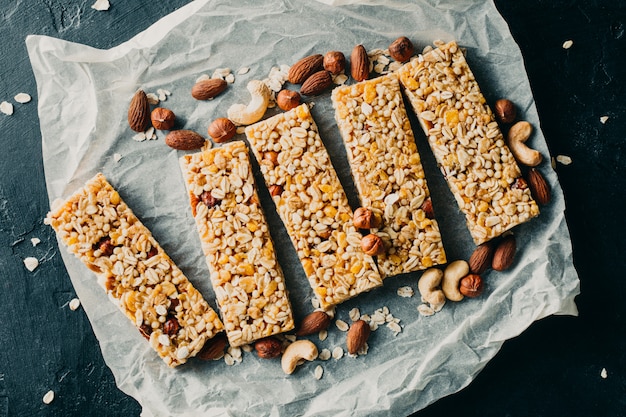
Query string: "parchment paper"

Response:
xmin=27 ymin=0 xmax=580 ymax=415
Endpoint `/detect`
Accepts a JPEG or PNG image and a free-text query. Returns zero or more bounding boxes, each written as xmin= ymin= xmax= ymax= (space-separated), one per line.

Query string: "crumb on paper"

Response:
xmin=237 ymin=67 xmax=250 ymax=75
xmin=335 ymin=319 xmax=349 ymax=332
xmin=397 ymin=286 xmax=414 ymax=298
xmin=318 ymin=329 xmax=328 ymax=341
xmin=556 ymin=155 xmax=573 ymax=165
xmin=0 ymin=101 xmax=14 ymax=115
xmin=348 ymin=308 xmax=360 ymax=321
xmin=156 ymin=88 xmax=171 ymax=102
xmin=331 ymin=346 xmax=344 ymax=359
xmin=69 ymin=298 xmax=81 ymax=311
xmin=132 ymin=132 xmax=147 ymax=142
xmin=600 ymin=116 xmax=609 ymax=124
xmin=562 ymin=40 xmax=574 ymax=49
xmin=30 ymin=237 xmax=41 ymax=247
xmin=225 ymin=74 xmax=235 ymax=84
xmin=314 ymin=365 xmax=324 ymax=380
xmin=24 ymin=257 xmax=39 ymax=272
xmin=91 ymin=0 xmax=110 ymax=11
xmin=14 ymin=93 xmax=32 ymax=104
xmin=318 ymin=348 xmax=331 ymax=361
xmin=42 ymin=390 xmax=54 ymax=404
xmin=113 ymin=153 xmax=122 ymax=163
xmin=601 ymin=368 xmax=608 ymax=379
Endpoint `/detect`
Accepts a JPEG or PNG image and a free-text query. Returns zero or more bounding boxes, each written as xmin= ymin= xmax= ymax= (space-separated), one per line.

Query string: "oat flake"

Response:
xmin=69 ymin=298 xmax=81 ymax=311
xmin=0 ymin=101 xmax=14 ymax=115
xmin=237 ymin=67 xmax=250 ymax=75
xmin=332 ymin=346 xmax=344 ymax=360
xmin=556 ymin=155 xmax=573 ymax=165
xmin=601 ymin=368 xmax=608 ymax=379
xmin=397 ymin=286 xmax=414 ymax=298
xmin=318 ymin=348 xmax=331 ymax=361
xmin=42 ymin=390 xmax=54 ymax=404
xmin=24 ymin=257 xmax=39 ymax=271
xmin=30 ymin=237 xmax=41 ymax=246
xmin=14 ymin=93 xmax=31 ymax=103
xmin=335 ymin=319 xmax=349 ymax=332
xmin=314 ymin=365 xmax=324 ymax=380
xmin=562 ymin=40 xmax=574 ymax=49
xmin=146 ymin=93 xmax=159 ymax=105
xmin=600 ymin=116 xmax=609 ymax=124
xmin=91 ymin=0 xmax=110 ymax=11
xmin=113 ymin=153 xmax=122 ymax=162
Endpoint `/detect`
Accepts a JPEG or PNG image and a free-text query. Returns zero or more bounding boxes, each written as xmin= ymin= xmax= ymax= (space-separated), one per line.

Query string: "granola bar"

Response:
xmin=398 ymin=41 xmax=539 ymax=244
xmin=179 ymin=141 xmax=295 ymax=347
xmin=331 ymin=73 xmax=447 ymax=277
xmin=45 ymin=173 xmax=224 ymax=367
xmin=245 ymin=104 xmax=383 ymax=309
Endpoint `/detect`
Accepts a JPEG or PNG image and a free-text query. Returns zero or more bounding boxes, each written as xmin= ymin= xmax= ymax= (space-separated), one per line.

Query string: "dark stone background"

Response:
xmin=0 ymin=1 xmax=624 ymax=416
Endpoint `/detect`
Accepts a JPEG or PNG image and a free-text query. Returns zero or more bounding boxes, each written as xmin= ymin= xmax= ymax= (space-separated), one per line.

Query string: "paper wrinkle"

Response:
xmin=28 ymin=0 xmax=579 ymax=415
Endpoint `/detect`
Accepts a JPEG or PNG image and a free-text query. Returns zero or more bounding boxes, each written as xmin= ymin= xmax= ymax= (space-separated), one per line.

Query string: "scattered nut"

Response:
xmin=388 ymin=36 xmax=414 ymax=62
xmin=150 ymin=107 xmax=176 ymax=130
xmin=353 ymin=207 xmax=382 ymax=229
xmin=296 ymin=311 xmax=331 ymax=336
xmin=492 ymin=234 xmax=516 ymax=271
xmin=459 ymin=274 xmax=484 ymax=298
xmin=442 ymin=260 xmax=470 ymax=302
xmin=494 ymin=99 xmax=517 ymax=124
xmin=507 ymin=121 xmax=543 ymax=167
xmin=418 ymin=268 xmax=445 ymax=308
xmin=197 ymin=334 xmax=227 ymax=360
xmin=164 ymin=129 xmax=206 ymax=150
xmin=227 ymin=80 xmax=271 ymax=125
xmin=323 ymin=51 xmax=346 ymax=75
xmin=276 ymin=89 xmax=301 ymax=111
xmin=360 ymin=233 xmax=385 ymax=256
xmin=527 ymin=168 xmax=551 ymax=205
xmin=191 ymin=78 xmax=228 ymax=100
xmin=288 ymin=54 xmax=324 ymax=84
xmin=346 ymin=319 xmax=370 ymax=355
xmin=350 ymin=44 xmax=370 ymax=82
xmin=300 ymin=70 xmax=333 ymax=96
xmin=127 ymin=90 xmax=151 ymax=132
xmin=468 ymin=242 xmax=494 ymax=274
xmin=281 ymin=340 xmax=318 ymax=374
xmin=207 ymin=118 xmax=236 ymax=143
xmin=255 ymin=337 xmax=283 ymax=359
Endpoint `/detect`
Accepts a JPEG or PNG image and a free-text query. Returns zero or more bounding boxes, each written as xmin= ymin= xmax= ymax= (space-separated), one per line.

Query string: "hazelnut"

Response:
xmin=276 ymin=89 xmax=301 ymax=111
xmin=255 ymin=337 xmax=282 ymax=359
xmin=263 ymin=150 xmax=280 ymax=166
xmin=420 ymin=198 xmax=435 ymax=219
xmin=361 ymin=233 xmax=385 ymax=256
xmin=323 ymin=51 xmax=346 ymax=75
xmin=163 ymin=318 xmax=179 ymax=335
xmin=150 ymin=107 xmax=176 ymax=130
xmin=494 ymin=99 xmax=517 ymax=124
xmin=459 ymin=274 xmax=484 ymax=298
xmin=207 ymin=117 xmax=236 ymax=143
xmin=389 ymin=36 xmax=414 ymax=62
xmin=269 ymin=184 xmax=283 ymax=197
xmin=353 ymin=207 xmax=382 ymax=229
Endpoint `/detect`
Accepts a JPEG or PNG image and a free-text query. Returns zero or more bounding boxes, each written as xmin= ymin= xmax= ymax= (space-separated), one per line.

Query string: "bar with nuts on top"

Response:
xmin=45 ymin=173 xmax=224 ymax=367
xmin=179 ymin=141 xmax=295 ymax=347
xmin=331 ymin=73 xmax=447 ymax=278
xmin=245 ymin=103 xmax=383 ymax=309
xmin=397 ymin=41 xmax=539 ymax=244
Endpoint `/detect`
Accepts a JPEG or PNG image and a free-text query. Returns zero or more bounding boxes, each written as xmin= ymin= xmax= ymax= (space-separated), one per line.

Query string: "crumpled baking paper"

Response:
xmin=27 ymin=0 xmax=580 ymax=415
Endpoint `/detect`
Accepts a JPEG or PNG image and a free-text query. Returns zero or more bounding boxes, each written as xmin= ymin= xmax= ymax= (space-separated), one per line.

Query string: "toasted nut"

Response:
xmin=459 ymin=274 xmax=484 ymax=298
xmin=527 ymin=168 xmax=551 ymax=205
xmin=163 ymin=318 xmax=180 ymax=335
xmin=127 ymin=90 xmax=151 ymax=132
xmin=442 ymin=260 xmax=470 ymax=302
xmin=288 ymin=54 xmax=324 ymax=84
xmin=269 ymin=184 xmax=283 ymax=197
xmin=346 ymin=319 xmax=370 ymax=355
xmin=207 ymin=118 xmax=236 ymax=143
xmin=418 ymin=267 xmax=445 ymax=308
xmin=196 ymin=334 xmax=227 ymax=360
xmin=150 ymin=107 xmax=176 ymax=130
xmin=494 ymin=99 xmax=517 ymax=124
xmin=300 ymin=70 xmax=333 ymax=96
xmin=507 ymin=121 xmax=542 ymax=167
xmin=469 ymin=242 xmax=494 ymax=274
xmin=262 ymin=151 xmax=279 ymax=166
xmin=323 ymin=51 xmax=346 ymax=75
xmin=360 ymin=233 xmax=385 ymax=256
xmin=276 ymin=89 xmax=301 ymax=111
xmin=421 ymin=198 xmax=435 ymax=219
xmin=227 ymin=80 xmax=271 ymax=125
xmin=388 ymin=36 xmax=414 ymax=62
xmin=296 ymin=311 xmax=331 ymax=336
xmin=350 ymin=44 xmax=369 ymax=82
xmin=492 ymin=234 xmax=516 ymax=271
xmin=281 ymin=340 xmax=318 ymax=374
xmin=165 ymin=130 xmax=206 ymax=150
xmin=191 ymin=78 xmax=228 ymax=100
xmin=254 ymin=337 xmax=283 ymax=359
xmin=353 ymin=207 xmax=382 ymax=229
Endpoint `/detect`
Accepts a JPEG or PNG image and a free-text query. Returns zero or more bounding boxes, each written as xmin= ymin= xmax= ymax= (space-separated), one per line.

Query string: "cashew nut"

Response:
xmin=281 ymin=340 xmax=318 ymax=375
xmin=442 ymin=260 xmax=470 ymax=302
xmin=418 ymin=268 xmax=445 ymax=308
xmin=227 ymin=80 xmax=270 ymax=126
xmin=507 ymin=121 xmax=543 ymax=167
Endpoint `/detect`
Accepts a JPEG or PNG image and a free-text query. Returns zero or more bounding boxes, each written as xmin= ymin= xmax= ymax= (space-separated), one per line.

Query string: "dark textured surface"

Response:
xmin=0 ymin=1 xmax=624 ymax=416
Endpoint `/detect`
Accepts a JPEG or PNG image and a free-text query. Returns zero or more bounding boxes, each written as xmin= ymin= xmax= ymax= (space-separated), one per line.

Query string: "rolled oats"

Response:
xmin=180 ymin=141 xmax=295 ymax=347
xmin=398 ymin=41 xmax=539 ymax=244
xmin=245 ymin=104 xmax=383 ymax=309
xmin=332 ymin=73 xmax=447 ymax=277
xmin=45 ymin=173 xmax=224 ymax=367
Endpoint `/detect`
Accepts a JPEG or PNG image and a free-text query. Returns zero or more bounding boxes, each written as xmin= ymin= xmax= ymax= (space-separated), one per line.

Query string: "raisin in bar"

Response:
xmin=180 ymin=141 xmax=295 ymax=347
xmin=398 ymin=41 xmax=539 ymax=244
xmin=332 ymin=73 xmax=447 ymax=277
xmin=245 ymin=104 xmax=383 ymax=309
xmin=45 ymin=173 xmax=224 ymax=367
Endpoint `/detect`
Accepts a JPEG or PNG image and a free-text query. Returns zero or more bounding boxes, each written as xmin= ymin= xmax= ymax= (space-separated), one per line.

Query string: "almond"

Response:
xmin=127 ymin=90 xmax=151 ymax=132
xmin=254 ymin=337 xmax=283 ymax=359
xmin=288 ymin=54 xmax=324 ymax=84
xmin=191 ymin=78 xmax=228 ymax=100
xmin=468 ymin=242 xmax=494 ymax=274
xmin=346 ymin=319 xmax=370 ymax=355
xmin=492 ymin=234 xmax=516 ymax=271
xmin=527 ymin=168 xmax=551 ymax=205
xmin=300 ymin=70 xmax=332 ymax=96
xmin=296 ymin=311 xmax=331 ymax=336
xmin=196 ymin=334 xmax=227 ymax=360
xmin=164 ymin=129 xmax=206 ymax=150
xmin=350 ymin=44 xmax=369 ymax=82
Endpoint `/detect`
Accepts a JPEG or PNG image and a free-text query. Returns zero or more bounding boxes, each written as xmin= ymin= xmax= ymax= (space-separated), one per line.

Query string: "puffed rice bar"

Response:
xmin=332 ymin=73 xmax=447 ymax=277
xmin=45 ymin=173 xmax=224 ymax=367
xmin=179 ymin=141 xmax=295 ymax=347
xmin=245 ymin=103 xmax=383 ymax=309
xmin=398 ymin=41 xmax=539 ymax=244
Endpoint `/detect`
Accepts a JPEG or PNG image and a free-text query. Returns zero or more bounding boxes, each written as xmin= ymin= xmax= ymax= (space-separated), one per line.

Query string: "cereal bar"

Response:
xmin=245 ymin=104 xmax=383 ymax=309
xmin=398 ymin=41 xmax=539 ymax=244
xmin=332 ymin=73 xmax=447 ymax=277
xmin=180 ymin=141 xmax=295 ymax=347
xmin=45 ymin=173 xmax=224 ymax=367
